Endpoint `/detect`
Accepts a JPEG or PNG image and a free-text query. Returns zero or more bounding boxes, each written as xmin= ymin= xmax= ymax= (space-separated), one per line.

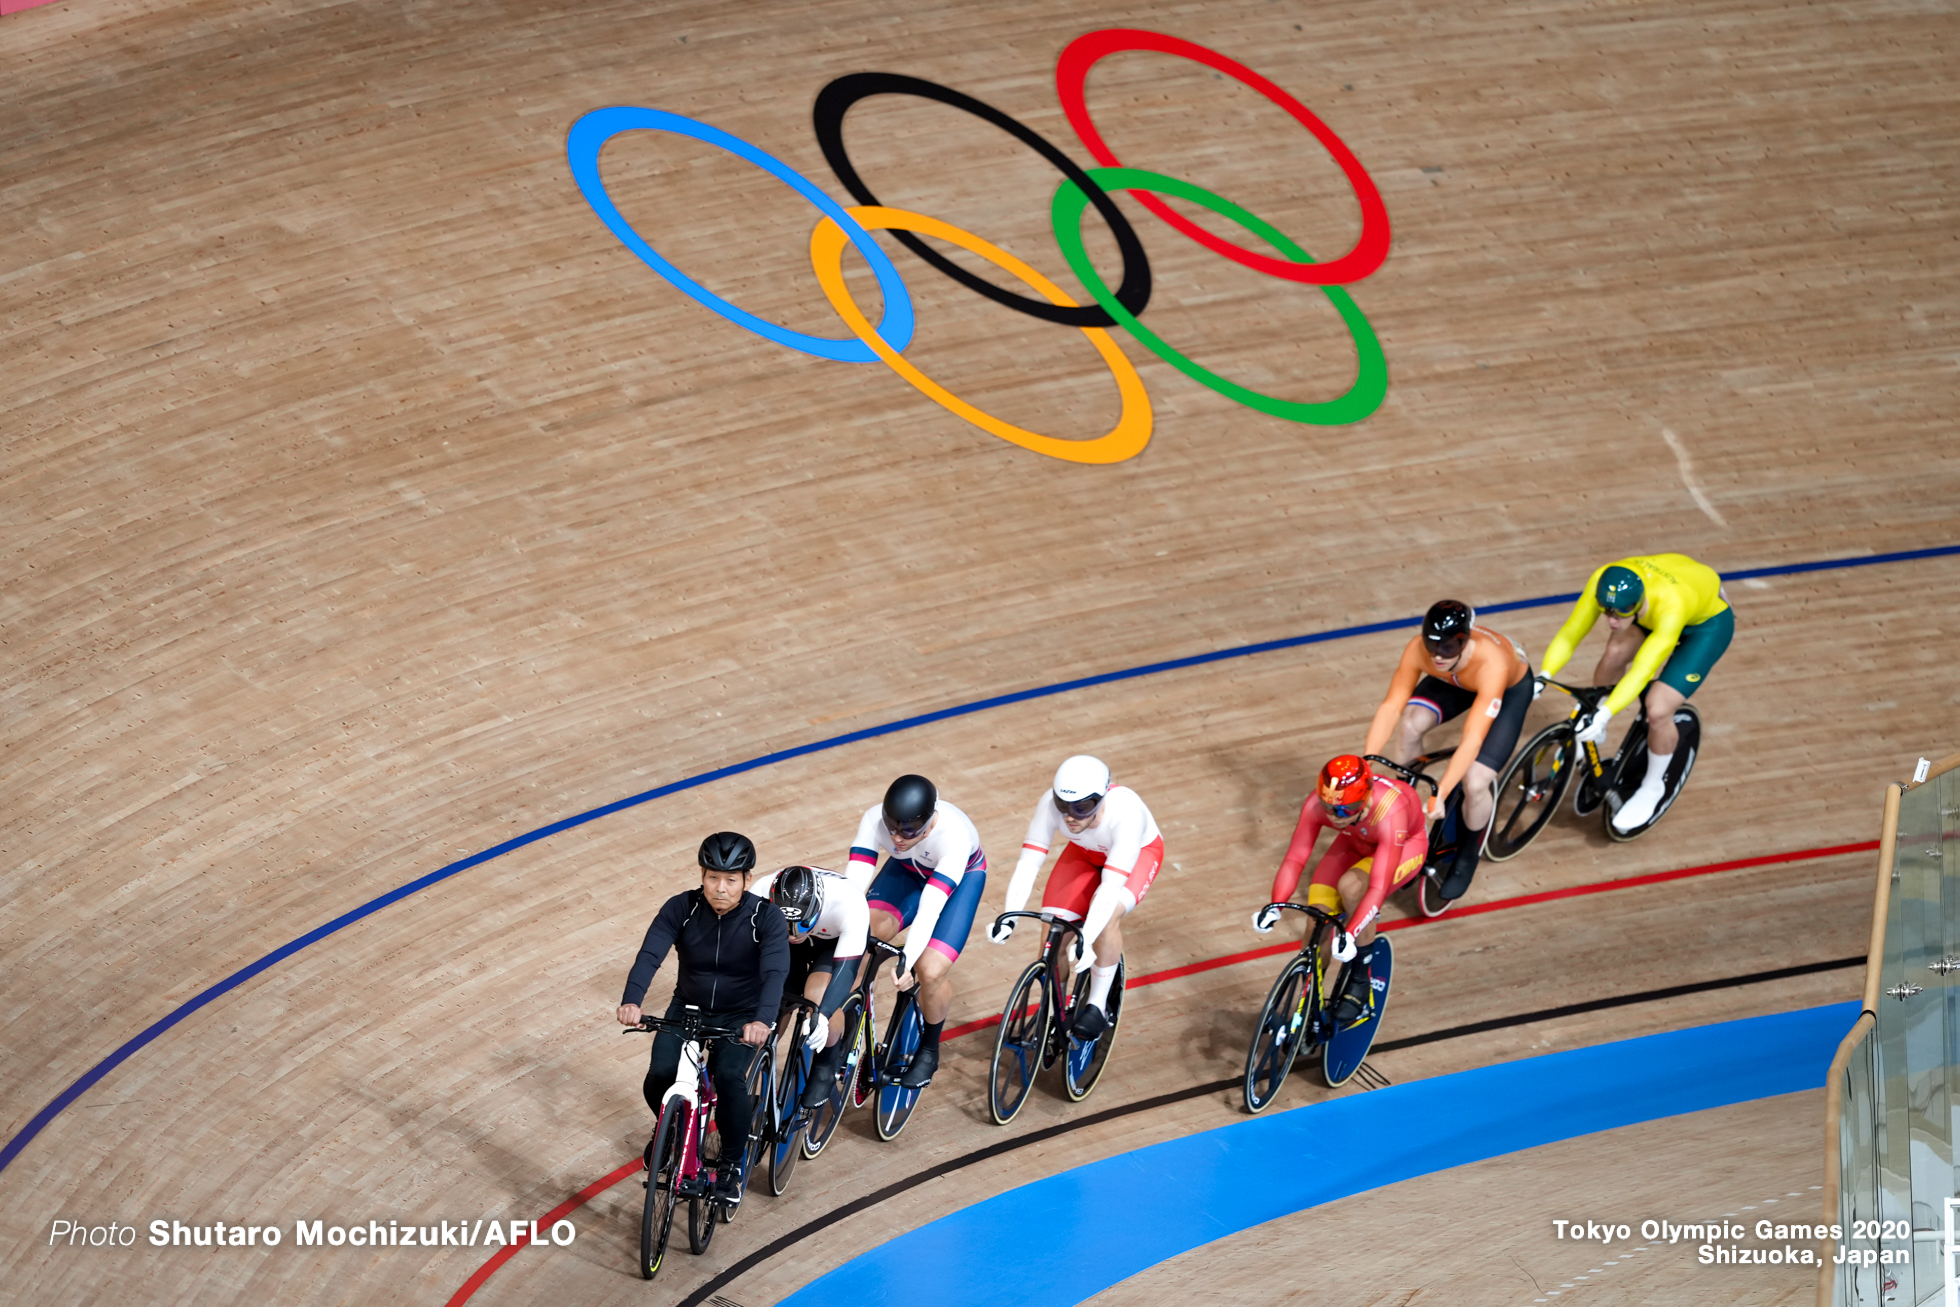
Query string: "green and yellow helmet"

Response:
xmin=1595 ymin=565 xmax=1645 ymax=616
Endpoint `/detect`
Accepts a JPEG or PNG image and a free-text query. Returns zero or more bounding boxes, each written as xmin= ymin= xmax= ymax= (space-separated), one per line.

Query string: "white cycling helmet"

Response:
xmin=1051 ymin=755 xmax=1111 ymax=820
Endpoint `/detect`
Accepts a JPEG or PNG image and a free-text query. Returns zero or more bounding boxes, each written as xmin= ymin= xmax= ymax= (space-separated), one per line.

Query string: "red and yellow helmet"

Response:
xmin=1318 ymin=755 xmax=1372 ymax=813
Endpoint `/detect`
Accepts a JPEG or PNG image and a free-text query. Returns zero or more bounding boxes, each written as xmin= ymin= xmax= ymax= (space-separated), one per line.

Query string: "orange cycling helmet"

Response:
xmin=1319 ymin=755 xmax=1372 ymax=812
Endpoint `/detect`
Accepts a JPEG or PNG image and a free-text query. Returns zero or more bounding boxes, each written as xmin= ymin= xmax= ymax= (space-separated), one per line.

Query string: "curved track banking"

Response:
xmin=449 ymin=839 xmax=1871 ymax=1304
xmin=0 ymin=545 xmax=1946 ymax=1181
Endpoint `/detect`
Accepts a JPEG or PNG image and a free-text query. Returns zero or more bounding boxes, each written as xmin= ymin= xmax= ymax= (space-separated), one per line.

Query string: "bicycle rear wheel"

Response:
xmin=1063 ymin=956 xmax=1124 ymax=1101
xmin=1244 ymin=955 xmax=1311 ymax=1113
xmin=766 ymin=1023 xmax=805 ymax=1195
xmin=988 ymin=962 xmax=1051 ymax=1125
xmin=1485 ymin=722 xmax=1575 ymax=861
xmin=874 ymin=994 xmax=925 ymax=1141
xmin=1606 ymin=704 xmax=1699 ymax=841
xmin=802 ymin=995 xmax=863 ymax=1158
xmin=639 ymin=1096 xmax=685 ymax=1280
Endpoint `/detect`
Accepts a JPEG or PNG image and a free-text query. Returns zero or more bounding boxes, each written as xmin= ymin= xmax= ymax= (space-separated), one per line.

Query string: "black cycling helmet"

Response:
xmin=697 ymin=830 xmax=757 ymax=875
xmin=769 ymin=865 xmax=824 ymax=935
xmin=1421 ymin=599 xmax=1475 ymax=660
xmin=881 ymin=774 xmax=938 ymax=839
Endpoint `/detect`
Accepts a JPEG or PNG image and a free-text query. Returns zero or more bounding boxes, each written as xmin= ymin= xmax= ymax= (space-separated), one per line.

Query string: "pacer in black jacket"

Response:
xmin=616 ymin=832 xmax=789 ymax=1196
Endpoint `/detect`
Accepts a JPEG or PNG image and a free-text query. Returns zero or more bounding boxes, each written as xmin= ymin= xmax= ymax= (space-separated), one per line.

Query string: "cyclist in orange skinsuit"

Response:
xmin=1252 ymin=756 xmax=1427 ymax=1027
xmin=1364 ymin=600 xmax=1534 ymax=899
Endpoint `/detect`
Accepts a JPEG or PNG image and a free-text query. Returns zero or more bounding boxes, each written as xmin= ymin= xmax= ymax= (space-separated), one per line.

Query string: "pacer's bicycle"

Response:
xmin=624 ymin=1008 xmax=765 ymax=1279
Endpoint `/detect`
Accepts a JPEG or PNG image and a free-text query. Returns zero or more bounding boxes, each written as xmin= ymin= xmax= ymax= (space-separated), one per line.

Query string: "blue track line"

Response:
xmin=782 ymin=1002 xmax=1859 ymax=1307
xmin=2 ymin=543 xmax=1954 ymax=1178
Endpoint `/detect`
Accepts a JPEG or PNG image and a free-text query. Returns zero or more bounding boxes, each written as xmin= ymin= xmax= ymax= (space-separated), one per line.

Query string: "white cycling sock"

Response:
xmin=1088 ymin=963 xmax=1118 ymax=1011
xmin=1638 ymin=749 xmax=1674 ymax=793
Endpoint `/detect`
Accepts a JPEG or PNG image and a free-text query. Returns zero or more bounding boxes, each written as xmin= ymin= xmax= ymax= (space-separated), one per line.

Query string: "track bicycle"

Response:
xmin=985 ymin=910 xmax=1125 ymax=1126
xmin=760 ymin=993 xmax=821 ymax=1197
xmin=1241 ymin=902 xmax=1393 ymax=1112
xmin=623 ymin=1008 xmax=767 ymax=1280
xmin=801 ymin=936 xmax=931 ymax=1149
xmin=1358 ymin=752 xmax=1461 ymax=918
xmin=1483 ymin=679 xmax=1702 ymax=859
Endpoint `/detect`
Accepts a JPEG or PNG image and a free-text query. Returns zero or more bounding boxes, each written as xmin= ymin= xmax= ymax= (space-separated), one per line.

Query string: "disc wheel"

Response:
xmin=802 ymin=996 xmax=863 ymax=1159
xmin=639 ymin=1096 xmax=685 ymax=1280
xmin=988 ymin=962 xmax=1051 ymax=1125
xmin=1062 ymin=956 xmax=1124 ymax=1101
xmin=874 ymin=996 xmax=925 ymax=1141
xmin=1243 ymin=955 xmax=1311 ymax=1113
xmin=1606 ymin=705 xmax=1699 ymax=842
xmin=1485 ymin=722 xmax=1575 ymax=861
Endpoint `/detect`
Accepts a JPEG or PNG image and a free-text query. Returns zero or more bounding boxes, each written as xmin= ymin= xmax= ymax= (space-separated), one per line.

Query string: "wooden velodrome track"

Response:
xmin=4 ymin=0 xmax=1957 ymax=1302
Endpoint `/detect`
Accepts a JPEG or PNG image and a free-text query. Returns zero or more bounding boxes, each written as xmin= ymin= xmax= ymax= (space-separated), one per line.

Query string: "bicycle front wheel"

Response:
xmin=766 ymin=1022 xmax=805 ymax=1195
xmin=802 ymin=996 xmax=864 ymax=1159
xmin=1243 ymin=956 xmax=1310 ymax=1113
xmin=1485 ymin=722 xmax=1575 ymax=861
xmin=639 ymin=1096 xmax=685 ymax=1280
xmin=988 ymin=962 xmax=1051 ymax=1125
xmin=874 ymin=994 xmax=925 ymax=1141
xmin=1063 ymin=956 xmax=1124 ymax=1101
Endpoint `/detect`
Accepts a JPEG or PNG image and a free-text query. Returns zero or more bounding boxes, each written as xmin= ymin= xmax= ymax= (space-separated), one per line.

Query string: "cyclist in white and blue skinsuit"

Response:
xmin=846 ymin=774 xmax=987 ymax=1089
xmin=751 ymin=864 xmax=870 ymax=1109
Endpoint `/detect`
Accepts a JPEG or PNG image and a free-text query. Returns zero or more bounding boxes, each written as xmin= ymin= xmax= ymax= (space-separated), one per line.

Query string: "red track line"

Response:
xmin=443 ymin=1158 xmax=642 ymax=1307
xmin=945 ymin=840 xmax=1878 ymax=1039
xmin=447 ymin=837 xmax=1876 ymax=1304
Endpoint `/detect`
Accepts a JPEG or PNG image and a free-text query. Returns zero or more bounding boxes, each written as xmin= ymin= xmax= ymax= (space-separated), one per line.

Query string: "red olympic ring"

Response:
xmin=1055 ymin=29 xmax=1390 ymax=286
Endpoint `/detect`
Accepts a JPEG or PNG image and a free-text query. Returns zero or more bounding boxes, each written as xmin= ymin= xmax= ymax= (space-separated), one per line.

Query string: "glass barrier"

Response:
xmin=1827 ymin=754 xmax=1960 ymax=1307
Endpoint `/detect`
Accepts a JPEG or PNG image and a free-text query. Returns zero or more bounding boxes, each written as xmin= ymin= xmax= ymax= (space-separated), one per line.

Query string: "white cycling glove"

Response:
xmin=804 ymin=1020 xmax=828 ymax=1054
xmin=1251 ymin=903 xmax=1282 ymax=934
xmin=1532 ymin=674 xmax=1546 ymax=701
xmin=1576 ymin=706 xmax=1612 ymax=745
xmin=1331 ymin=930 xmax=1358 ymax=964
xmin=986 ymin=917 xmax=1015 ymax=945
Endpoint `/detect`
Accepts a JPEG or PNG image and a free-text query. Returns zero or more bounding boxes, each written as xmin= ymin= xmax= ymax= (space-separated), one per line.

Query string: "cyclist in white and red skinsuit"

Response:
xmin=992 ymin=755 xmax=1164 ymax=1040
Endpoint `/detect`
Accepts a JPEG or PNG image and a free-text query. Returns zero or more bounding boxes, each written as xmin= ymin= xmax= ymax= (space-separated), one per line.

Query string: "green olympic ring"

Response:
xmin=1050 ymin=167 xmax=1388 ymax=426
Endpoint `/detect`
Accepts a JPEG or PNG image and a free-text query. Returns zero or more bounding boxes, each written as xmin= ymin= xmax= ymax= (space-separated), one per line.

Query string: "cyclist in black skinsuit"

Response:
xmin=616 ymin=831 xmax=789 ymax=1207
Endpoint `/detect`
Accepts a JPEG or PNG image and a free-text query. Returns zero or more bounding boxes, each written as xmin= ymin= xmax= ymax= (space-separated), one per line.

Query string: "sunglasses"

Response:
xmin=1327 ymin=799 xmax=1367 ymax=820
xmin=1053 ymin=793 xmax=1104 ymax=821
xmin=883 ymin=815 xmax=932 ymax=840
xmin=1425 ymin=636 xmax=1467 ymax=661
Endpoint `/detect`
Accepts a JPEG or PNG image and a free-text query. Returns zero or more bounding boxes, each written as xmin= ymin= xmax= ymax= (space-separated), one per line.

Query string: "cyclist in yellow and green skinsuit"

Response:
xmin=1541 ymin=554 xmax=1733 ymax=832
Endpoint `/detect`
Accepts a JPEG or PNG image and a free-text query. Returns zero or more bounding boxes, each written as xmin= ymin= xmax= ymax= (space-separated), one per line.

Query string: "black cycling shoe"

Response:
xmin=800 ymin=1047 xmax=841 ymax=1110
xmin=1331 ymin=963 xmax=1376 ymax=1028
xmin=713 ymin=1163 xmax=743 ymax=1207
xmin=899 ymin=1043 xmax=938 ymax=1088
xmin=1070 ymin=1003 xmax=1110 ymax=1041
xmin=1440 ymin=831 xmax=1485 ymax=900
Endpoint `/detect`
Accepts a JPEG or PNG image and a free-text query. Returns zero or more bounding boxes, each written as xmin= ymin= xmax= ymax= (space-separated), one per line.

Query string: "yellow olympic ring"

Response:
xmin=808 ymin=206 xmax=1152 ymax=465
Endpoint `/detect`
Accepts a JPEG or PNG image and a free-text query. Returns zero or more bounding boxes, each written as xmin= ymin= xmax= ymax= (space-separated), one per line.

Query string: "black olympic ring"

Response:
xmin=811 ymin=71 xmax=1152 ymax=330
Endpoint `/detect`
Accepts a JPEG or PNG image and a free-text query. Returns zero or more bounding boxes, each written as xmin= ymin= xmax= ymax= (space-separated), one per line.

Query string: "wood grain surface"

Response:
xmin=2 ymin=0 xmax=1955 ymax=1302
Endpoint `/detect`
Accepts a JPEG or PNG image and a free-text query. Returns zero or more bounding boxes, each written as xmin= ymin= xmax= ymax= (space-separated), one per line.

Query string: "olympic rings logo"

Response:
xmin=567 ymin=29 xmax=1391 ymax=465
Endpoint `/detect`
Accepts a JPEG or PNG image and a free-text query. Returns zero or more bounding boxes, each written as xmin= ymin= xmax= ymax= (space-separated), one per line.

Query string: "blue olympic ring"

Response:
xmin=565 ymin=106 xmax=916 ymax=363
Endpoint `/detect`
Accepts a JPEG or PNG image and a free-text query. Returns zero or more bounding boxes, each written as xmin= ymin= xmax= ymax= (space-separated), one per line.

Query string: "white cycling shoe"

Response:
xmin=1612 ymin=781 xmax=1667 ymax=831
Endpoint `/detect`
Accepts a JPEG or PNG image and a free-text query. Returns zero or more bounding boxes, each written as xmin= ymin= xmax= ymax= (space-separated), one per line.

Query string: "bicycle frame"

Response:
xmin=627 ymin=1012 xmax=744 ymax=1190
xmin=995 ymin=909 xmax=1086 ymax=1056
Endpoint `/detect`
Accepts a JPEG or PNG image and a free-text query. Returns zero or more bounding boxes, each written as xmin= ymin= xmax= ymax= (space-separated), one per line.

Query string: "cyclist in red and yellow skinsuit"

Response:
xmin=1252 ymin=755 xmax=1427 ymax=1027
xmin=1542 ymin=553 xmax=1733 ymax=832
